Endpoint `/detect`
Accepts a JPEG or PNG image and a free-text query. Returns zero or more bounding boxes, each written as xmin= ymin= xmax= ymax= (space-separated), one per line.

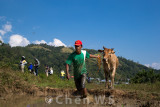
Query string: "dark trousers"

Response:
xmin=74 ymin=74 xmax=86 ymax=91
xmin=35 ymin=67 xmax=38 ymax=76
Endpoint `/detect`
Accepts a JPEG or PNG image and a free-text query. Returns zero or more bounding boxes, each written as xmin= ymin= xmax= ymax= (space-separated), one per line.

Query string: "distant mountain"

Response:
xmin=0 ymin=43 xmax=159 ymax=81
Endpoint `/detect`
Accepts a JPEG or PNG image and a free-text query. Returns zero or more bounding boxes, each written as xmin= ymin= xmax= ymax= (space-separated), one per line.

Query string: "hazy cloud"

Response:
xmin=3 ymin=22 xmax=12 ymax=32
xmin=0 ymin=30 xmax=6 ymax=36
xmin=144 ymin=64 xmax=150 ymax=68
xmin=48 ymin=38 xmax=66 ymax=47
xmin=0 ymin=22 xmax=12 ymax=36
xmin=32 ymin=26 xmax=40 ymax=30
xmin=9 ymin=34 xmax=30 ymax=47
xmin=33 ymin=40 xmax=47 ymax=44
xmin=145 ymin=63 xmax=160 ymax=70
xmin=0 ymin=16 xmax=6 ymax=21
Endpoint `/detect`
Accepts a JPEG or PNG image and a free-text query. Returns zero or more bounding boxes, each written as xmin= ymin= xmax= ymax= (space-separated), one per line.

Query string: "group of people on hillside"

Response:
xmin=20 ymin=56 xmax=40 ymax=76
xmin=20 ymin=56 xmax=54 ymax=77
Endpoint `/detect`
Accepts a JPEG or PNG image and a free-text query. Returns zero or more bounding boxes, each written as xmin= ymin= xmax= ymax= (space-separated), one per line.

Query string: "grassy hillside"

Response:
xmin=0 ymin=43 xmax=159 ymax=81
xmin=0 ymin=68 xmax=75 ymax=94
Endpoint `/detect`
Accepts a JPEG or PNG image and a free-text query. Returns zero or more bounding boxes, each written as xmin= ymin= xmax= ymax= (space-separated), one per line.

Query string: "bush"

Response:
xmin=130 ymin=70 xmax=160 ymax=83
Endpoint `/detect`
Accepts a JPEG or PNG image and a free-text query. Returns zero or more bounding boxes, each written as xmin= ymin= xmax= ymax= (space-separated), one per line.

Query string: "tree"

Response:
xmin=130 ymin=70 xmax=159 ymax=83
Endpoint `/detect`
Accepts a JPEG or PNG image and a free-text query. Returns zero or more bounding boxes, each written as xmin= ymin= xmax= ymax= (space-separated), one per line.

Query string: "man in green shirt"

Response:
xmin=66 ymin=40 xmax=99 ymax=98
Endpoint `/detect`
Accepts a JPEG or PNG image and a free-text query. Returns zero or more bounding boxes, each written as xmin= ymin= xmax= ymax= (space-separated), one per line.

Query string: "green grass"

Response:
xmin=0 ymin=68 xmax=75 ymax=92
xmin=115 ymin=82 xmax=160 ymax=100
xmin=86 ymin=81 xmax=160 ymax=94
xmin=35 ymin=73 xmax=75 ymax=89
xmin=86 ymin=82 xmax=160 ymax=100
xmin=21 ymin=72 xmax=75 ymax=89
xmin=115 ymin=82 xmax=160 ymax=93
xmin=1 ymin=68 xmax=160 ymax=92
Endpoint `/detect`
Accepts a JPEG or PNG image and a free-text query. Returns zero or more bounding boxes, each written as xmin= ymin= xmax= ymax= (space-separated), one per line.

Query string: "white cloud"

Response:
xmin=151 ymin=63 xmax=160 ymax=70
xmin=0 ymin=22 xmax=12 ymax=36
xmin=144 ymin=64 xmax=150 ymax=68
xmin=48 ymin=38 xmax=67 ymax=47
xmin=33 ymin=40 xmax=47 ymax=44
xmin=0 ymin=16 xmax=6 ymax=21
xmin=0 ymin=30 xmax=6 ymax=36
xmin=9 ymin=34 xmax=30 ymax=47
xmin=145 ymin=63 xmax=160 ymax=70
xmin=3 ymin=22 xmax=12 ymax=32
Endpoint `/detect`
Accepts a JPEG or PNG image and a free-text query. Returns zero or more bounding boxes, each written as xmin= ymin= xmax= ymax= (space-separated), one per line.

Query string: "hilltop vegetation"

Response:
xmin=0 ymin=43 xmax=160 ymax=81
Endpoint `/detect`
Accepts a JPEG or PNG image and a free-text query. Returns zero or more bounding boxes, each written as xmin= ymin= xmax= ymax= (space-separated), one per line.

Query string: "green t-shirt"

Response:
xmin=66 ymin=50 xmax=90 ymax=79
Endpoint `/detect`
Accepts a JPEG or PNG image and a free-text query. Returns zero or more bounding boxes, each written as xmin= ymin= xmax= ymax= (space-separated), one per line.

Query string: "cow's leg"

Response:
xmin=104 ymin=70 xmax=109 ymax=89
xmin=111 ymin=68 xmax=116 ymax=89
xmin=108 ymin=70 xmax=112 ymax=89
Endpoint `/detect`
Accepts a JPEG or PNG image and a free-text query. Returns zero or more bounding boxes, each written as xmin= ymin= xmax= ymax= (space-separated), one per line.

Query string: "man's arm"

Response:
xmin=90 ymin=54 xmax=100 ymax=58
xmin=66 ymin=64 xmax=70 ymax=80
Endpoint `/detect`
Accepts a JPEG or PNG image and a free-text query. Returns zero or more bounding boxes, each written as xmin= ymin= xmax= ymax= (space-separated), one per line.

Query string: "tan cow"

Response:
xmin=98 ymin=46 xmax=119 ymax=89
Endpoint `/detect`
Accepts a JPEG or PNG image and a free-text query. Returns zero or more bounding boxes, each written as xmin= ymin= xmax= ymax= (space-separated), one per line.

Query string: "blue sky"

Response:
xmin=0 ymin=0 xmax=160 ymax=69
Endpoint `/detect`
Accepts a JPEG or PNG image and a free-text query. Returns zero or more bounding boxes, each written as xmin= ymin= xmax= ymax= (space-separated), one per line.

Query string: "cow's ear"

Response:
xmin=98 ymin=50 xmax=104 ymax=53
xmin=111 ymin=50 xmax=115 ymax=54
xmin=111 ymin=48 xmax=115 ymax=53
xmin=103 ymin=46 xmax=106 ymax=49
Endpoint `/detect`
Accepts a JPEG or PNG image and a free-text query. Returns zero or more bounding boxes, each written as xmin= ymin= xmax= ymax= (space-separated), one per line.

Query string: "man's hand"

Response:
xmin=90 ymin=54 xmax=99 ymax=58
xmin=66 ymin=74 xmax=70 ymax=80
xmin=66 ymin=64 xmax=70 ymax=80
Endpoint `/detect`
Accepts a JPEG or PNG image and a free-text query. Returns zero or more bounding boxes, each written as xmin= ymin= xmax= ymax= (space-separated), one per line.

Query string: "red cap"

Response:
xmin=74 ymin=40 xmax=82 ymax=46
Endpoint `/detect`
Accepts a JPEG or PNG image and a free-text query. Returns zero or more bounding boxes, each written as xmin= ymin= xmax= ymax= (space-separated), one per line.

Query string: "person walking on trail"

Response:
xmin=28 ymin=63 xmax=33 ymax=74
xmin=65 ymin=40 xmax=100 ymax=98
xmin=49 ymin=67 xmax=53 ymax=75
xmin=60 ymin=70 xmax=65 ymax=80
xmin=20 ymin=56 xmax=27 ymax=73
xmin=34 ymin=58 xmax=40 ymax=76
xmin=45 ymin=65 xmax=49 ymax=77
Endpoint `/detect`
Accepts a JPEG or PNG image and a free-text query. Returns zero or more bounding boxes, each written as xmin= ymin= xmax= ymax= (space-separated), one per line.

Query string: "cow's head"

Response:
xmin=98 ymin=46 xmax=115 ymax=62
